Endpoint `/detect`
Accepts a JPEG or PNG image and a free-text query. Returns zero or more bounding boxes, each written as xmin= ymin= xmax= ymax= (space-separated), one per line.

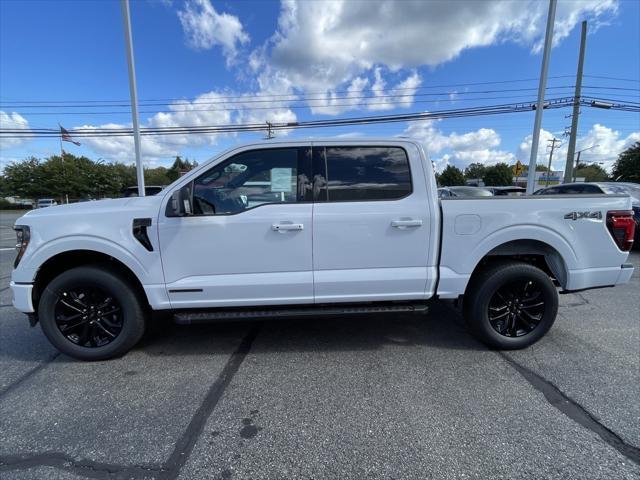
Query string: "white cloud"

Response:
xmin=76 ymin=90 xmax=297 ymax=163
xmin=517 ymin=128 xmax=559 ymax=169
xmin=178 ymin=0 xmax=249 ymax=64
xmin=0 ymin=111 xmax=31 ymax=150
xmin=258 ymin=0 xmax=617 ymax=97
xmin=404 ymin=120 xmax=638 ymax=174
xmin=571 ymin=124 xmax=640 ymax=171
xmin=515 ymin=124 xmax=640 ymax=172
xmin=404 ymin=119 xmax=514 ymax=171
xmin=173 ymin=0 xmax=617 ymax=116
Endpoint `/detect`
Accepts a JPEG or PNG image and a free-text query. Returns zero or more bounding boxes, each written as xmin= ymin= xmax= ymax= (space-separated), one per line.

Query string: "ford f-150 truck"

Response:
xmin=10 ymin=139 xmax=636 ymax=360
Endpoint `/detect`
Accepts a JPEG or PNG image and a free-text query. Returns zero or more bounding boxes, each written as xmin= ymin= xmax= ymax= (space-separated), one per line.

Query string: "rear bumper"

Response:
xmin=616 ymin=263 xmax=635 ymax=285
xmin=565 ymin=264 xmax=634 ymax=291
xmin=10 ymin=282 xmax=34 ymax=313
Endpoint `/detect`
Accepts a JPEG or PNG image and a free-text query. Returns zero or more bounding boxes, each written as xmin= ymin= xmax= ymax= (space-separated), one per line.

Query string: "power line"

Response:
xmin=0 ymin=97 xmax=575 ymax=138
xmin=0 ymin=93 xmax=578 ymax=116
xmin=1 ymin=85 xmax=637 ymax=111
xmin=0 ymin=75 xmax=581 ymax=105
xmin=0 ymin=87 xmax=572 ymax=108
xmin=2 ymin=96 xmax=636 ymax=141
xmin=584 ymin=74 xmax=640 ymax=83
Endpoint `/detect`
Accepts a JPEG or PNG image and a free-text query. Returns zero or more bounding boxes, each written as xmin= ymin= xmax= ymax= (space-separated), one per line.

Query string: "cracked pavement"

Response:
xmin=0 ymin=210 xmax=639 ymax=479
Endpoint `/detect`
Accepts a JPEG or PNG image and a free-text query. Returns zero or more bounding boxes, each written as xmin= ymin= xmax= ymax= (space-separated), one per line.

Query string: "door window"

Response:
xmin=192 ymin=148 xmax=309 ymax=215
xmin=321 ymin=147 xmax=412 ymax=202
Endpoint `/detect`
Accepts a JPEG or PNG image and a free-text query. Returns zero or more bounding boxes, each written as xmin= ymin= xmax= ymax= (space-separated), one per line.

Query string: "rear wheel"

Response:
xmin=38 ymin=266 xmax=146 ymax=360
xmin=463 ymin=261 xmax=558 ymax=349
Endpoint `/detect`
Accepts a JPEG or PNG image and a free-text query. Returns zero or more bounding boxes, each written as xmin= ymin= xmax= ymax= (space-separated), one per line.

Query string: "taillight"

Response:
xmin=606 ymin=210 xmax=635 ymax=251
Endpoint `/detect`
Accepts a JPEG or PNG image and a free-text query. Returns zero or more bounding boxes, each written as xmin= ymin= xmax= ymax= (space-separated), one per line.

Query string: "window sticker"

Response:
xmin=270 ymin=168 xmax=293 ymax=192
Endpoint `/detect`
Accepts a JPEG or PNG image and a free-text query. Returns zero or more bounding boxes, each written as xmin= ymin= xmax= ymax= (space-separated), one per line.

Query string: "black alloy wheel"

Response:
xmin=39 ymin=265 xmax=146 ymax=360
xmin=54 ymin=287 xmax=124 ymax=347
xmin=487 ymin=280 xmax=545 ymax=338
xmin=463 ymin=261 xmax=559 ymax=350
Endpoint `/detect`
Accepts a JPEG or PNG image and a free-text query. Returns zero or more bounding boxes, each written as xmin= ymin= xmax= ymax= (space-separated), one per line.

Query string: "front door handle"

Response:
xmin=272 ymin=223 xmax=304 ymax=232
xmin=391 ymin=219 xmax=423 ymax=228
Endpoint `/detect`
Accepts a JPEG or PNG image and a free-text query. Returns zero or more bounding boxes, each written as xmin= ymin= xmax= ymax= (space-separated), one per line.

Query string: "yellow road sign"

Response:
xmin=513 ymin=161 xmax=524 ymax=176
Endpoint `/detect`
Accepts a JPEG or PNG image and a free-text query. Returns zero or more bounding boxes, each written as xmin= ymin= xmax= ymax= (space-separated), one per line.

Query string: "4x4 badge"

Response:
xmin=564 ymin=211 xmax=602 ymax=220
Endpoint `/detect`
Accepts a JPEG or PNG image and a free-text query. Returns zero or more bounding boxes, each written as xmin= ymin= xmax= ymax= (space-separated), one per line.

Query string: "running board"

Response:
xmin=173 ymin=303 xmax=429 ymax=325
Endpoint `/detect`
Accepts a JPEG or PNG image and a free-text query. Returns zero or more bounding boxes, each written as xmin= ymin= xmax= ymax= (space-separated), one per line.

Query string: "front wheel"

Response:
xmin=463 ymin=261 xmax=559 ymax=349
xmin=38 ymin=266 xmax=146 ymax=361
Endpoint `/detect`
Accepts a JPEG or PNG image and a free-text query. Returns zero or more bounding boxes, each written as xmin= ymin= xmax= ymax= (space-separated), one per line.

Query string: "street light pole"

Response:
xmin=526 ymin=0 xmax=557 ymax=194
xmin=120 ymin=0 xmax=145 ymax=197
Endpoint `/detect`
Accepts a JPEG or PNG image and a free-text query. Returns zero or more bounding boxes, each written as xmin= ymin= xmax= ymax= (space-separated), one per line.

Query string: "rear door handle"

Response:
xmin=272 ymin=223 xmax=304 ymax=232
xmin=391 ymin=219 xmax=423 ymax=228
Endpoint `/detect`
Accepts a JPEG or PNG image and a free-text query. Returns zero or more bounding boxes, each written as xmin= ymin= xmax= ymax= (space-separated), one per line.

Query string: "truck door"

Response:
xmin=311 ymin=143 xmax=433 ymax=303
xmin=158 ymin=146 xmax=314 ymax=308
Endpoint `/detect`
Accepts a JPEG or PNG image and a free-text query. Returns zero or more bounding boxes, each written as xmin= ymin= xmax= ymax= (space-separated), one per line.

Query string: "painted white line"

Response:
xmin=0 ymin=247 xmax=15 ymax=251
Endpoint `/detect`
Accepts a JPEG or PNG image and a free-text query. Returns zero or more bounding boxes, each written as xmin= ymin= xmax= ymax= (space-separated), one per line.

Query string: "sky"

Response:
xmin=1 ymin=0 xmax=639 ymax=174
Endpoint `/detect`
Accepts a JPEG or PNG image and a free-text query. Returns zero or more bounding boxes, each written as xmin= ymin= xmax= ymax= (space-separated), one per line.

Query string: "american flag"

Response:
xmin=60 ymin=125 xmax=81 ymax=146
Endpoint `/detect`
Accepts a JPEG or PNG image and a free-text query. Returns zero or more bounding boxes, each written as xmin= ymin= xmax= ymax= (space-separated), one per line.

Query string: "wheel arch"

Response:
xmin=468 ymin=239 xmax=569 ymax=290
xmin=32 ymin=249 xmax=151 ymax=313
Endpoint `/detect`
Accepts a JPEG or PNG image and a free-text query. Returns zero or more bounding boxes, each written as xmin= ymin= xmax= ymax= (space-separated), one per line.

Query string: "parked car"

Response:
xmin=36 ymin=198 xmax=57 ymax=208
xmin=438 ymin=186 xmax=493 ymax=198
xmin=534 ymin=182 xmax=640 ymax=244
xmin=10 ymin=139 xmax=635 ymax=360
xmin=486 ymin=186 xmax=526 ymax=196
xmin=122 ymin=185 xmax=165 ymax=197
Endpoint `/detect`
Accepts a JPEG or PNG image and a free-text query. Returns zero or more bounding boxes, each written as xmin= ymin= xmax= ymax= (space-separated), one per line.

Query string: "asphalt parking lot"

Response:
xmin=0 ymin=209 xmax=639 ymax=480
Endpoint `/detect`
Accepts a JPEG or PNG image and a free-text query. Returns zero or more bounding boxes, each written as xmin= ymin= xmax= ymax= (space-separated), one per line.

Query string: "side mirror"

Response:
xmin=165 ymin=183 xmax=193 ymax=217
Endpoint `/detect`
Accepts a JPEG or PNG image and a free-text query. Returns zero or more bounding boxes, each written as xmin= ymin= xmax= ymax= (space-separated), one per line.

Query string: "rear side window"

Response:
xmin=580 ymin=185 xmax=603 ymax=194
xmin=323 ymin=146 xmax=412 ymax=202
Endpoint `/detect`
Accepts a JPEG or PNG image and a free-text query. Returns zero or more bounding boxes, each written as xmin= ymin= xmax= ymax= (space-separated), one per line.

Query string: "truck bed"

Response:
xmin=437 ymin=194 xmax=634 ymax=298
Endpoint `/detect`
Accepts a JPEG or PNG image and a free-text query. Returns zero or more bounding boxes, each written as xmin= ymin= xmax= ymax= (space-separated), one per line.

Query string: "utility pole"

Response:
xmin=120 ymin=0 xmax=145 ymax=196
xmin=265 ymin=122 xmax=274 ymax=139
xmin=545 ymin=137 xmax=561 ymax=186
xmin=563 ymin=20 xmax=587 ymax=184
xmin=526 ymin=0 xmax=557 ymax=194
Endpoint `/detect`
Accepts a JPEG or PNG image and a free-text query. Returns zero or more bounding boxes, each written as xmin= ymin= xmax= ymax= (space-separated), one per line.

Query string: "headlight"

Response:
xmin=14 ymin=225 xmax=30 ymax=268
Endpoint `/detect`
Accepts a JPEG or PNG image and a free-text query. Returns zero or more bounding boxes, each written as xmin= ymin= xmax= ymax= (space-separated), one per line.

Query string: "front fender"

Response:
xmin=12 ymin=235 xmax=153 ymax=284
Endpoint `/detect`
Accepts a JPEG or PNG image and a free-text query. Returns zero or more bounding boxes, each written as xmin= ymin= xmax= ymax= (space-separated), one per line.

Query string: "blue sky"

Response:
xmin=1 ymin=0 xmax=639 ymax=173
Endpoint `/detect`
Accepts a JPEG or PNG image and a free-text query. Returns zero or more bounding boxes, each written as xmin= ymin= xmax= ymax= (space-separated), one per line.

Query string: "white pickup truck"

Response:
xmin=10 ymin=139 xmax=636 ymax=360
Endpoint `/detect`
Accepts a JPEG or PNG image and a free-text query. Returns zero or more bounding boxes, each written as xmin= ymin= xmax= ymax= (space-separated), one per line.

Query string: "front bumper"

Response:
xmin=10 ymin=282 xmax=34 ymax=313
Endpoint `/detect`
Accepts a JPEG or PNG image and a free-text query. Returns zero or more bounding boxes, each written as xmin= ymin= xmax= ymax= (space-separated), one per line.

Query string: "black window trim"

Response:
xmin=312 ymin=145 xmax=414 ymax=203
xmin=184 ymin=146 xmax=313 ymax=217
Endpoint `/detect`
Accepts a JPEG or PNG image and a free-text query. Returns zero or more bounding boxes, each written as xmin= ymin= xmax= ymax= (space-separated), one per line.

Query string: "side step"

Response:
xmin=173 ymin=303 xmax=429 ymax=325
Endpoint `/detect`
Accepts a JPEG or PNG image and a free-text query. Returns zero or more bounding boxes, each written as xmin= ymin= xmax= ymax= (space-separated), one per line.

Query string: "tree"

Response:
xmin=438 ymin=165 xmax=466 ymax=186
xmin=611 ymin=142 xmax=640 ymax=182
xmin=2 ymin=157 xmax=45 ymax=198
xmin=167 ymin=156 xmax=198 ymax=182
xmin=145 ymin=167 xmax=171 ymax=186
xmin=464 ymin=162 xmax=486 ymax=180
xmin=483 ymin=163 xmax=513 ymax=186
xmin=574 ymin=162 xmax=609 ymax=182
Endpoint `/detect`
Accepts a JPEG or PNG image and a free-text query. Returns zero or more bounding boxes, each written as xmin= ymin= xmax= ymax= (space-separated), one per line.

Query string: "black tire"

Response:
xmin=463 ymin=261 xmax=558 ymax=349
xmin=38 ymin=265 xmax=146 ymax=361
